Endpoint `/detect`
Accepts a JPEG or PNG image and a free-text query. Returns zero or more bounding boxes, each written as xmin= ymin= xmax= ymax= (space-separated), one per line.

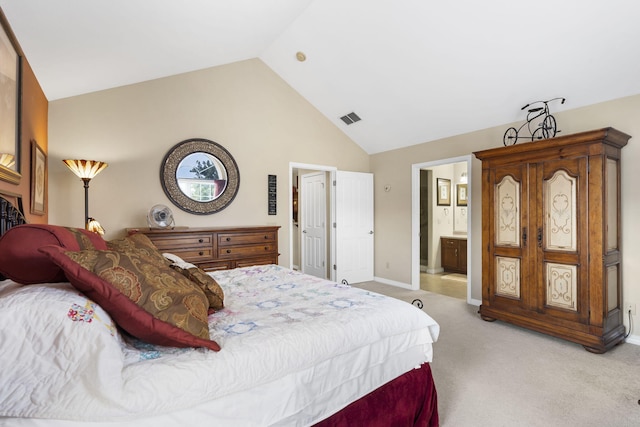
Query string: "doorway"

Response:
xmin=290 ymin=163 xmax=334 ymax=278
xmin=411 ymin=155 xmax=472 ymax=302
xmin=289 ymin=163 xmax=374 ymax=284
xmin=300 ymin=171 xmax=328 ymax=279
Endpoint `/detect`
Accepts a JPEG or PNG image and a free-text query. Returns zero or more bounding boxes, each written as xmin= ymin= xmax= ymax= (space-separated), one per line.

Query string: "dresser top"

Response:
xmin=127 ymin=225 xmax=281 ymax=235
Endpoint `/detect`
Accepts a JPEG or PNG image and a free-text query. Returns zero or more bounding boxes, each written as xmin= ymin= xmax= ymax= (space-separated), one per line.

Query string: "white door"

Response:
xmin=335 ymin=171 xmax=374 ymax=284
xmin=301 ymin=172 xmax=327 ymax=279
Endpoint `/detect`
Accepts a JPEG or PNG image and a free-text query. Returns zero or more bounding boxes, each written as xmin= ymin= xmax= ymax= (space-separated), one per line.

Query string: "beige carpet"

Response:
xmin=354 ymin=281 xmax=640 ymax=427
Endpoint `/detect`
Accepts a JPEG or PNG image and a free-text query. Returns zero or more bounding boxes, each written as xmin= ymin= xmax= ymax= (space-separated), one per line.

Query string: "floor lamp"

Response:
xmin=63 ymin=159 xmax=108 ymax=232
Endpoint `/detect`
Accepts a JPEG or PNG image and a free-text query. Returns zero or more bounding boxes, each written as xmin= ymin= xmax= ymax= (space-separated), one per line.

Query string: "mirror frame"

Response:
xmin=160 ymin=138 xmax=240 ymax=215
xmin=0 ymin=13 xmax=22 ymax=185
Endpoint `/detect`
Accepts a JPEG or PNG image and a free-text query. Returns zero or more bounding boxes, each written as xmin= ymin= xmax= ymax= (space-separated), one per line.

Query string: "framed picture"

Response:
xmin=0 ymin=14 xmax=21 ymax=185
xmin=437 ymin=178 xmax=451 ymax=206
xmin=456 ymin=183 xmax=468 ymax=206
xmin=30 ymin=140 xmax=46 ymax=215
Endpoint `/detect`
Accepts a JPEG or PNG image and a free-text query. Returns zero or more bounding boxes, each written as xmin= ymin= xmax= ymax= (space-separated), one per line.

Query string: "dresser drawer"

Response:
xmin=167 ymin=248 xmax=214 ymax=263
xmin=197 ymin=260 xmax=234 ymax=272
xmin=218 ymin=231 xmax=276 ymax=246
xmin=147 ymin=233 xmax=213 ymax=250
xmin=128 ymin=226 xmax=280 ymax=272
xmin=218 ymin=243 xmax=277 ymax=259
xmin=235 ymin=256 xmax=277 ymax=268
xmin=442 ymin=238 xmax=458 ymax=248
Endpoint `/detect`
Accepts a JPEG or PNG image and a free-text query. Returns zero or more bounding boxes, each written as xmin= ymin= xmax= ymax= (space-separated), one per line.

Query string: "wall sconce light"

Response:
xmin=86 ymin=217 xmax=105 ymax=235
xmin=460 ymin=172 xmax=468 ymax=184
xmin=0 ymin=153 xmax=15 ymax=168
xmin=63 ymin=159 xmax=108 ymax=230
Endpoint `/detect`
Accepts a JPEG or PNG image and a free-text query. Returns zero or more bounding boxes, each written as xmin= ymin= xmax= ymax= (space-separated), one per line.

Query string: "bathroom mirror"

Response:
xmin=160 ymin=138 xmax=240 ymax=215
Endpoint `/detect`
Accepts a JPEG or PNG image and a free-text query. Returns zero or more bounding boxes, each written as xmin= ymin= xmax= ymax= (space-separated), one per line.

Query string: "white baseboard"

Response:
xmin=625 ymin=333 xmax=640 ymax=346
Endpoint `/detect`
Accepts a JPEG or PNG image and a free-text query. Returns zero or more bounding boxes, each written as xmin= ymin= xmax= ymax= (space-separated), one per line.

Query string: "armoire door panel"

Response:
xmin=494 ymin=256 xmax=521 ymax=299
xmin=495 ymin=174 xmax=521 ymax=247
xmin=544 ymin=170 xmax=577 ymax=252
xmin=536 ymin=157 xmax=588 ymax=323
xmin=486 ymin=165 xmax=529 ymax=311
xmin=545 ymin=262 xmax=578 ymax=311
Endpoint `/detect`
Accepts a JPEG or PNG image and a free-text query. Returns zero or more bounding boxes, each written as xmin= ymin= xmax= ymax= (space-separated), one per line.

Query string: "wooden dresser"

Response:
xmin=440 ymin=236 xmax=467 ymax=274
xmin=128 ymin=226 xmax=280 ymax=272
xmin=474 ymin=128 xmax=629 ymax=353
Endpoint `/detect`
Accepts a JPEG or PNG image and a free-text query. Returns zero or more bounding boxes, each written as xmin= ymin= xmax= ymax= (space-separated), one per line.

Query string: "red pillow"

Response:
xmin=38 ymin=245 xmax=221 ymax=351
xmin=0 ymin=224 xmax=107 ymax=284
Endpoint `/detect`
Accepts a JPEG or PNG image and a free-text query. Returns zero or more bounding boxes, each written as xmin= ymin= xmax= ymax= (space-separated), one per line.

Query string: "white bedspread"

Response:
xmin=0 ymin=265 xmax=439 ymax=426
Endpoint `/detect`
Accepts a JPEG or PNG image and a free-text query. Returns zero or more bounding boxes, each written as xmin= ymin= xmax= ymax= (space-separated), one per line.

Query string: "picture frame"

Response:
xmin=0 ymin=14 xmax=22 ymax=185
xmin=456 ymin=183 xmax=468 ymax=206
xmin=437 ymin=178 xmax=451 ymax=206
xmin=30 ymin=140 xmax=46 ymax=215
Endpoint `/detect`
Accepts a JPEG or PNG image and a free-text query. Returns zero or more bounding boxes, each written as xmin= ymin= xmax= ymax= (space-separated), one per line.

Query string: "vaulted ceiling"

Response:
xmin=2 ymin=0 xmax=639 ymax=154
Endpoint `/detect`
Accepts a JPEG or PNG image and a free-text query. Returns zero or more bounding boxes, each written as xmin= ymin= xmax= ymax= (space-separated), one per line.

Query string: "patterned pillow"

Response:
xmin=0 ymin=224 xmax=107 ymax=284
xmin=164 ymin=253 xmax=224 ymax=311
xmin=39 ymin=245 xmax=220 ymax=351
xmin=107 ymin=233 xmax=168 ymax=266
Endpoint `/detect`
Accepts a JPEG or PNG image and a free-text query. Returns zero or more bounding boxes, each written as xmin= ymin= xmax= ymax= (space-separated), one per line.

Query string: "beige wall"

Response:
xmin=371 ymin=94 xmax=640 ymax=338
xmin=47 ymin=59 xmax=370 ymax=266
xmin=47 ymin=57 xmax=640 ymax=340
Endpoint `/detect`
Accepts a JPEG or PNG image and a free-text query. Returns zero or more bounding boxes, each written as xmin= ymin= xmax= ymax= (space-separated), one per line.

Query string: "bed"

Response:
xmin=0 ymin=194 xmax=440 ymax=426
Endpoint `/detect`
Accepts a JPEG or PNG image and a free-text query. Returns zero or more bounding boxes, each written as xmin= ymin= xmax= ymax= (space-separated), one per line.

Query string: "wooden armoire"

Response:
xmin=474 ymin=127 xmax=630 ymax=353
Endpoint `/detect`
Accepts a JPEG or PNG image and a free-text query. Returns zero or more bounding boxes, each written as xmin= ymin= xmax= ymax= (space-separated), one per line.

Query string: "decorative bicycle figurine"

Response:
xmin=503 ymin=97 xmax=565 ymax=146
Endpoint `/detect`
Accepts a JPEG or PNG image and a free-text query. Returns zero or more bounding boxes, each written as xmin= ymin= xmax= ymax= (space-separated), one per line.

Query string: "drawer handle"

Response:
xmin=226 ymin=237 xmax=231 ymax=242
xmin=264 ymin=246 xmax=268 ymax=251
xmin=199 ymin=251 xmax=204 ymax=256
xmin=226 ymin=249 xmax=232 ymax=254
xmin=198 ymin=238 xmax=204 ymax=243
xmin=264 ymin=235 xmax=268 ymax=239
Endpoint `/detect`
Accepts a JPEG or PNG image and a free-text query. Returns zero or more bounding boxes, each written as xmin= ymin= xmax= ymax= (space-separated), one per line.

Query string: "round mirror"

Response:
xmin=160 ymin=138 xmax=240 ymax=215
xmin=177 ymin=152 xmax=228 ymax=202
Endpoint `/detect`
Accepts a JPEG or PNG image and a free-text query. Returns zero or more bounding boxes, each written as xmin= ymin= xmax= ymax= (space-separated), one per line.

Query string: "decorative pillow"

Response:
xmin=164 ymin=253 xmax=224 ymax=311
xmin=38 ymin=245 xmax=220 ymax=351
xmin=0 ymin=224 xmax=107 ymax=284
xmin=107 ymin=233 xmax=168 ymax=266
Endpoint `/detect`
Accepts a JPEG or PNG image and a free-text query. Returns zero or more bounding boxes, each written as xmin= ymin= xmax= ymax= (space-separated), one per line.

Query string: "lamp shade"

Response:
xmin=63 ymin=159 xmax=108 ymax=179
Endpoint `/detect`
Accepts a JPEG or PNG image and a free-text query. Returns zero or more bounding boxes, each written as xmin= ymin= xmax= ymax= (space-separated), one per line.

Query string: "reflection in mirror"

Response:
xmin=177 ymin=153 xmax=228 ymax=202
xmin=161 ymin=138 xmax=240 ymax=215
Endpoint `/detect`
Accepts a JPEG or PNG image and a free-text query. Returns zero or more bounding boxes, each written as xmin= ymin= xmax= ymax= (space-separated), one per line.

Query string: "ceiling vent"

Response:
xmin=339 ymin=112 xmax=361 ymax=125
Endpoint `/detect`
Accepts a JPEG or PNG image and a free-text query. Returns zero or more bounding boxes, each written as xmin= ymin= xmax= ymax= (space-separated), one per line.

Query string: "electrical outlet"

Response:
xmin=627 ymin=303 xmax=636 ymax=315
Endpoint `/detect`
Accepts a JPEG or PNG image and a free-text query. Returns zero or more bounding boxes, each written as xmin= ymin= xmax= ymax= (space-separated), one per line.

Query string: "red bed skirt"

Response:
xmin=313 ymin=363 xmax=438 ymax=427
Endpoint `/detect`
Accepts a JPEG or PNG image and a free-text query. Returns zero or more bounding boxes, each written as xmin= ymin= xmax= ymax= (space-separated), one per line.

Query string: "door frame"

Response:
xmin=411 ymin=154 xmax=473 ymax=302
xmin=289 ymin=162 xmax=337 ymax=278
